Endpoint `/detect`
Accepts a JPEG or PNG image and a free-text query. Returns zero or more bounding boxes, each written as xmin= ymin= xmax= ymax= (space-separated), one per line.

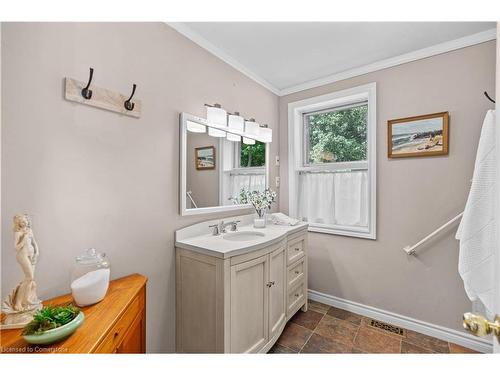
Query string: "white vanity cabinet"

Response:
xmin=268 ymin=246 xmax=287 ymax=340
xmin=175 ymin=222 xmax=308 ymax=353
xmin=230 ymin=251 xmax=272 ymax=353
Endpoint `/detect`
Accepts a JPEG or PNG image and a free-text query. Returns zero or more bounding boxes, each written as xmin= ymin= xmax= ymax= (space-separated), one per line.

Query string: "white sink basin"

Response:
xmin=223 ymin=231 xmax=265 ymax=241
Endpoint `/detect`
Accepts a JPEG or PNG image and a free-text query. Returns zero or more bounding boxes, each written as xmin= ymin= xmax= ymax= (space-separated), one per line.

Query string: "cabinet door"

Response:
xmin=230 ymin=254 xmax=269 ymax=353
xmin=268 ymin=246 xmax=286 ymax=339
xmin=116 ymin=309 xmax=146 ymax=353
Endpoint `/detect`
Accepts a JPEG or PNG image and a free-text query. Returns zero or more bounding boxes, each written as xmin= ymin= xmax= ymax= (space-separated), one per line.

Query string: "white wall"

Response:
xmin=0 ymin=23 xmax=279 ymax=352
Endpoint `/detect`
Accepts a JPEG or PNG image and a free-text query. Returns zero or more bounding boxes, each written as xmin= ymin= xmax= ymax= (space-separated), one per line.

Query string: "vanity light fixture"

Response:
xmin=227 ymin=112 xmax=244 ymax=142
xmin=200 ymin=104 xmax=273 ymax=143
xmin=206 ymin=104 xmax=227 ymax=138
xmin=257 ymin=124 xmax=272 ymax=143
xmin=186 ymin=120 xmax=207 ymax=133
xmin=243 ymin=118 xmax=259 ymax=145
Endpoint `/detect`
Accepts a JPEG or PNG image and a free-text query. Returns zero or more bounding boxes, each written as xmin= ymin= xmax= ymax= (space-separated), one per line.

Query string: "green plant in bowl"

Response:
xmin=22 ymin=304 xmax=85 ymax=345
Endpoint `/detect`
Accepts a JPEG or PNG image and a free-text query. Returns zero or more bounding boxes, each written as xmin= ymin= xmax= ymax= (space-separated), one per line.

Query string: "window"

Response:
xmin=237 ymin=142 xmax=266 ymax=168
xmin=219 ymin=140 xmax=267 ymax=206
xmin=230 ymin=142 xmax=266 ymax=198
xmin=288 ymin=83 xmax=376 ymax=239
xmin=304 ymin=103 xmax=367 ymax=165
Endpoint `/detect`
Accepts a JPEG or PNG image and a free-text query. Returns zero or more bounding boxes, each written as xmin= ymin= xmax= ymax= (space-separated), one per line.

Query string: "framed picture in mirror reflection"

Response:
xmin=195 ymin=146 xmax=216 ymax=170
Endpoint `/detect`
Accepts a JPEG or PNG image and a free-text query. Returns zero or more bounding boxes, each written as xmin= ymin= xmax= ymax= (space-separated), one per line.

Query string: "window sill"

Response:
xmin=307 ymin=224 xmax=376 ymax=240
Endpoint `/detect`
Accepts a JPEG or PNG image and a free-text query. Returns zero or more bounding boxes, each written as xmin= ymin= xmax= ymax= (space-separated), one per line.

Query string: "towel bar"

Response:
xmin=404 ymin=212 xmax=463 ymax=255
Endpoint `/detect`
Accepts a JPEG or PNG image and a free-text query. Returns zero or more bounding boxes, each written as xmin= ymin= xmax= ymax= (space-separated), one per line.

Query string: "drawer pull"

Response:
xmin=295 ymin=247 xmax=300 ymax=251
xmin=266 ymin=281 xmax=275 ymax=288
xmin=294 ymin=293 xmax=299 ymax=297
xmin=294 ymin=270 xmax=300 ymax=274
xmin=113 ymin=331 xmax=119 ymax=339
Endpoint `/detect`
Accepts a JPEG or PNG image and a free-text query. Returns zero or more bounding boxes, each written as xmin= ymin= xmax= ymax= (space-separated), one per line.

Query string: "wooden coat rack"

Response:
xmin=64 ymin=68 xmax=142 ymax=118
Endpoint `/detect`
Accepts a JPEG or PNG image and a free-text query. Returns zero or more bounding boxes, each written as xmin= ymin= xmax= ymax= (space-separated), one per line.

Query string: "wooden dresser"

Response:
xmin=0 ymin=273 xmax=147 ymax=354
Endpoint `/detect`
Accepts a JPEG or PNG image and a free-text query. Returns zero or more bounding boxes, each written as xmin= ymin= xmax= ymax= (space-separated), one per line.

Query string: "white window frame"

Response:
xmin=287 ymin=82 xmax=377 ymax=239
xmin=220 ymin=132 xmax=269 ymax=208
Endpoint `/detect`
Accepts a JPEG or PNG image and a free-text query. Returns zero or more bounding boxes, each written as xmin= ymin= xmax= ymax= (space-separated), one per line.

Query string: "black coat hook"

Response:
xmin=124 ymin=84 xmax=137 ymax=111
xmin=81 ymin=67 xmax=94 ymax=100
xmin=484 ymin=91 xmax=496 ymax=104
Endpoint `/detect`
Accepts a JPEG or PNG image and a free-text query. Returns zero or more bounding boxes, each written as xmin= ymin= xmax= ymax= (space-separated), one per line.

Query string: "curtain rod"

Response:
xmin=230 ymin=172 xmax=266 ymax=176
xmin=299 ymin=168 xmax=367 ymax=174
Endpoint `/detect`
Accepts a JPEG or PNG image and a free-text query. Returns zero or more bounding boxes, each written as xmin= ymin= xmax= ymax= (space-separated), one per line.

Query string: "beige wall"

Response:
xmin=0 ymin=23 xmax=279 ymax=352
xmin=186 ymin=132 xmax=219 ymax=208
xmin=279 ymin=41 xmax=496 ymax=331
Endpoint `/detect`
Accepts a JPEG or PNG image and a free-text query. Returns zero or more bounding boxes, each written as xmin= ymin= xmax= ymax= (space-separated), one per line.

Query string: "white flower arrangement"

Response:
xmin=231 ymin=188 xmax=277 ymax=218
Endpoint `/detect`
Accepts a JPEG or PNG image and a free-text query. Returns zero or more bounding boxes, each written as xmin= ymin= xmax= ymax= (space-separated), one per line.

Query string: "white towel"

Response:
xmin=456 ymin=110 xmax=496 ymax=314
xmin=271 ymin=213 xmax=299 ymax=226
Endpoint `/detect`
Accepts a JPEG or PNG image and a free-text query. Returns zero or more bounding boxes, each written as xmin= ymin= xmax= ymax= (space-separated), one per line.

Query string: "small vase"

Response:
xmin=254 ymin=210 xmax=266 ymax=228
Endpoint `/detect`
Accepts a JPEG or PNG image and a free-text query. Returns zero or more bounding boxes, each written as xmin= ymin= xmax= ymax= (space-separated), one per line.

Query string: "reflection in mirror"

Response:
xmin=223 ymin=141 xmax=266 ymax=205
xmin=181 ymin=113 xmax=268 ymax=215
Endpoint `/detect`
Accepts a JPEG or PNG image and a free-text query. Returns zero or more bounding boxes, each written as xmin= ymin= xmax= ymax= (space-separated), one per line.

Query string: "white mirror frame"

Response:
xmin=179 ymin=112 xmax=270 ymax=216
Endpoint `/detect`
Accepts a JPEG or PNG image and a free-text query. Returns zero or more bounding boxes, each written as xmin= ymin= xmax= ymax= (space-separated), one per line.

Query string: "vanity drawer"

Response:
xmin=287 ymin=258 xmax=305 ymax=287
xmin=287 ymin=236 xmax=305 ymax=265
xmin=287 ymin=281 xmax=306 ymax=316
xmin=95 ymin=288 xmax=145 ymax=353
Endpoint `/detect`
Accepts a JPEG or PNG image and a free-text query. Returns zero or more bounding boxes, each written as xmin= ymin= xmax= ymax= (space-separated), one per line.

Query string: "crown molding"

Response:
xmin=280 ymin=27 xmax=497 ymax=96
xmin=168 ymin=22 xmax=281 ymax=96
xmin=168 ymin=24 xmax=496 ymax=97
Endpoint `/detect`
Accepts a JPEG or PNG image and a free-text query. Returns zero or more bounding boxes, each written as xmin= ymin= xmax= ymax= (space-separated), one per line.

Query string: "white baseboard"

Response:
xmin=308 ymin=289 xmax=493 ymax=353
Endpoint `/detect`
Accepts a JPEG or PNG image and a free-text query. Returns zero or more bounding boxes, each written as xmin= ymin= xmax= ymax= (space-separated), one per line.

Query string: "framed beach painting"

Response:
xmin=195 ymin=146 xmax=216 ymax=170
xmin=388 ymin=112 xmax=449 ymax=158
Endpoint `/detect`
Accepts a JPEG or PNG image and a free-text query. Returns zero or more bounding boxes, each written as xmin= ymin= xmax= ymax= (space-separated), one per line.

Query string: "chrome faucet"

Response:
xmin=209 ymin=220 xmax=241 ymax=236
xmin=222 ymin=220 xmax=240 ymax=233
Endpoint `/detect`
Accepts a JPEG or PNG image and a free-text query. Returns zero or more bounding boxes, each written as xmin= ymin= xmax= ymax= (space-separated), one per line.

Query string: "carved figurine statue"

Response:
xmin=1 ymin=214 xmax=42 ymax=328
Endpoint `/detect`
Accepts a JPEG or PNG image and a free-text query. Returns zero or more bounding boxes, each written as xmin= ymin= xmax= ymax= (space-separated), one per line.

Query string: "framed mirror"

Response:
xmin=179 ymin=113 xmax=270 ymax=216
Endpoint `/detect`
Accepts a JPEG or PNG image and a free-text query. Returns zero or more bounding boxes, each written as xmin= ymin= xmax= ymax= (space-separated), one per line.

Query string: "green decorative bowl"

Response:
xmin=22 ymin=311 xmax=85 ymax=345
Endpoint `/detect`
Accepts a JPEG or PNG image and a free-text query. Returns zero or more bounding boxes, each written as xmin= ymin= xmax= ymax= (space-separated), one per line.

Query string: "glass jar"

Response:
xmin=70 ymin=248 xmax=110 ymax=307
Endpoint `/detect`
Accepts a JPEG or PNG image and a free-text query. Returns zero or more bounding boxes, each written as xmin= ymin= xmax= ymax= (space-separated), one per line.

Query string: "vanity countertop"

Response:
xmin=175 ymin=214 xmax=308 ymax=259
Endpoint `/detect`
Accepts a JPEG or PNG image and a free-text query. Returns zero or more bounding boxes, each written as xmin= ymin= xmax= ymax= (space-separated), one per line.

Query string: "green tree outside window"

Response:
xmin=240 ymin=142 xmax=265 ymax=167
xmin=307 ymin=104 xmax=367 ymax=164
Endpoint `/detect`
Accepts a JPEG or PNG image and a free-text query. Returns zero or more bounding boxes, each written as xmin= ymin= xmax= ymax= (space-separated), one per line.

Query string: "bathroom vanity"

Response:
xmin=175 ymin=214 xmax=308 ymax=353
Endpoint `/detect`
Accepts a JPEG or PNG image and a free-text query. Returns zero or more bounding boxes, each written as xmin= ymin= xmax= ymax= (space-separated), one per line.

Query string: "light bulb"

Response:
xmin=243 ymin=137 xmax=255 ymax=145
xmin=206 ymin=106 xmax=227 ymax=126
xmin=186 ymin=120 xmax=206 ymax=133
xmin=257 ymin=126 xmax=272 ymax=143
xmin=208 ymin=127 xmax=226 ymax=137
xmin=244 ymin=120 xmax=259 ymax=143
xmin=227 ymin=114 xmax=244 ymax=142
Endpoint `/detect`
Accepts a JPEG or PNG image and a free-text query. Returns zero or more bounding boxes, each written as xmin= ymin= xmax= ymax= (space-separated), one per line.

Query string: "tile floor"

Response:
xmin=269 ymin=300 xmax=479 ymax=354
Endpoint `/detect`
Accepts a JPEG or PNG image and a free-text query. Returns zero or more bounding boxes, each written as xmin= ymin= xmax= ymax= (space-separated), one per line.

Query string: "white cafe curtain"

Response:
xmin=298 ymin=170 xmax=368 ymax=228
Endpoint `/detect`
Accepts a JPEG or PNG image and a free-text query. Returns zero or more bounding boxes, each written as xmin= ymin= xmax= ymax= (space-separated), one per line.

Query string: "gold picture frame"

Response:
xmin=195 ymin=146 xmax=216 ymax=170
xmin=388 ymin=112 xmax=449 ymax=158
